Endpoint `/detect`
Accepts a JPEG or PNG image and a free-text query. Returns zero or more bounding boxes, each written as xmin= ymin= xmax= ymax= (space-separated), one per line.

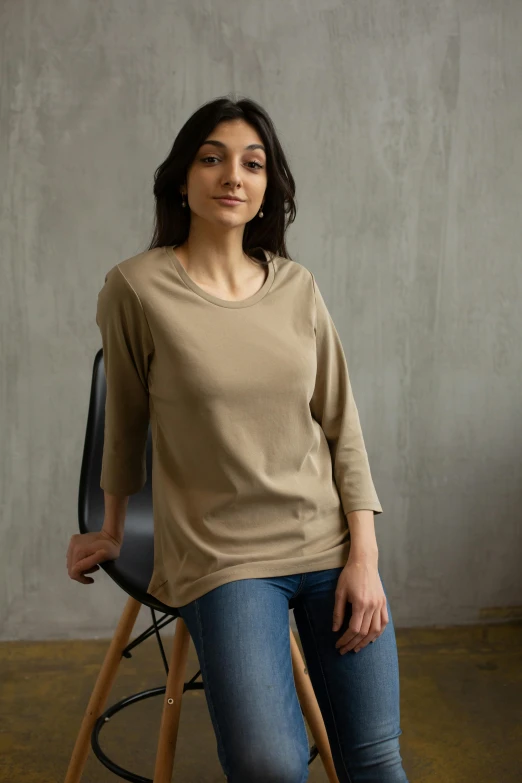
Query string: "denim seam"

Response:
xmin=291 ymin=572 xmax=307 ymax=601
xmin=194 ymin=598 xmax=231 ymax=779
xmin=301 ymin=600 xmax=354 ymax=783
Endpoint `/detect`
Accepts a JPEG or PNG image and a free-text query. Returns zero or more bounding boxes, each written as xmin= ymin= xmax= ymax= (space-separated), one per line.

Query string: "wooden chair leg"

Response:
xmin=64 ymin=596 xmax=142 ymax=783
xmin=289 ymin=628 xmax=340 ymax=783
xmin=153 ymin=616 xmax=191 ymax=783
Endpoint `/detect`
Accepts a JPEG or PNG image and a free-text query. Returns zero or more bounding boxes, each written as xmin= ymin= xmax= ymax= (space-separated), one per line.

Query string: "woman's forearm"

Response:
xmin=102 ymin=491 xmax=129 ymax=545
xmin=346 ymin=509 xmax=379 ymax=563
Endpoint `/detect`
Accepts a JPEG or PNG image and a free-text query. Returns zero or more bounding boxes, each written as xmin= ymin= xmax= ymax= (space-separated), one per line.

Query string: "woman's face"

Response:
xmin=183 ymin=119 xmax=268 ymax=229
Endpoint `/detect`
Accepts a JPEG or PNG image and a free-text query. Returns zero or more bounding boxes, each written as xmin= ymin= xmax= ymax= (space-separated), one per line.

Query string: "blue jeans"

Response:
xmin=177 ymin=566 xmax=409 ymax=783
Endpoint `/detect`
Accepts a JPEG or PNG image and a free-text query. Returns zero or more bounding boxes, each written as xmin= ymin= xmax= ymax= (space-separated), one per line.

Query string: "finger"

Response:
xmin=345 ymin=614 xmax=373 ymax=651
xmin=67 ymin=541 xmax=90 ymax=578
xmin=69 ymin=553 xmax=97 ymax=585
xmin=354 ymin=614 xmax=382 ymax=652
xmin=332 ymin=592 xmax=346 ymax=632
xmin=72 ymin=544 xmax=111 ymax=574
xmin=72 ymin=573 xmax=95 ymax=585
xmin=340 ymin=606 xmax=380 ymax=654
xmin=350 ymin=600 xmax=388 ymax=652
xmin=71 ymin=550 xmax=105 ymax=575
xmin=70 ymin=550 xmax=106 ymax=580
xmin=67 ymin=544 xmax=77 ymax=574
xmin=335 ymin=602 xmax=364 ymax=648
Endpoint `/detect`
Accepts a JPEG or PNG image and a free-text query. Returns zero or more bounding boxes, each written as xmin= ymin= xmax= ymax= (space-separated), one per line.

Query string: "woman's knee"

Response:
xmin=228 ymin=751 xmax=309 ymax=783
xmin=346 ymin=734 xmax=408 ymax=783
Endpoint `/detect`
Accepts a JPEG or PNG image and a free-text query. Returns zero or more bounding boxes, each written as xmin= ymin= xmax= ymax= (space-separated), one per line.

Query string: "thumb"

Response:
xmin=332 ymin=594 xmax=345 ymax=632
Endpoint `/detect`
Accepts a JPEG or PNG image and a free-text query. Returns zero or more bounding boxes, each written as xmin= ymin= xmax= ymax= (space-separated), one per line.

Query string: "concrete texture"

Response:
xmin=1 ymin=623 xmax=521 ymax=782
xmin=1 ymin=0 xmax=522 ymax=640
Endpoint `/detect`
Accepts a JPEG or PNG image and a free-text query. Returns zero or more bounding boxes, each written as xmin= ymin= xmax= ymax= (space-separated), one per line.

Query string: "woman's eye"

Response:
xmin=201 ymin=156 xmax=263 ymax=169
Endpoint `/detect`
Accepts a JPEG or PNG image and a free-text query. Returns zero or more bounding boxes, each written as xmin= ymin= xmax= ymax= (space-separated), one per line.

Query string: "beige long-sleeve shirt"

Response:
xmin=96 ymin=245 xmax=383 ymax=608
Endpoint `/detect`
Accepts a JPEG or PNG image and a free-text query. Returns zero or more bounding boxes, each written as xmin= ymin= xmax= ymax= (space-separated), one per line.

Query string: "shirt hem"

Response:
xmin=344 ymin=501 xmax=383 ymax=515
xmin=148 ymin=544 xmax=352 ymax=610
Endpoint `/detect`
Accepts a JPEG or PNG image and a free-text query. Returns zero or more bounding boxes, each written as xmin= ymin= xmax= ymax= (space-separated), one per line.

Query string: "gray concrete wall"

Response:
xmin=1 ymin=1 xmax=521 ymax=640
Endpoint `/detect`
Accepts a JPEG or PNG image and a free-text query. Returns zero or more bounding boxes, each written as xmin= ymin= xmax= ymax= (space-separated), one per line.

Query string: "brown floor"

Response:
xmin=0 ymin=621 xmax=521 ymax=782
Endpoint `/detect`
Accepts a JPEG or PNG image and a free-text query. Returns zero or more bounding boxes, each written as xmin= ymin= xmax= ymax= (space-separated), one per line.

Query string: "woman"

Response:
xmin=67 ymin=95 xmax=409 ymax=782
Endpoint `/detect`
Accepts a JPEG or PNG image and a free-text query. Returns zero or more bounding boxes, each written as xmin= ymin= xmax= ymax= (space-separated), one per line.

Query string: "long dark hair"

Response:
xmin=145 ymin=94 xmax=297 ymax=265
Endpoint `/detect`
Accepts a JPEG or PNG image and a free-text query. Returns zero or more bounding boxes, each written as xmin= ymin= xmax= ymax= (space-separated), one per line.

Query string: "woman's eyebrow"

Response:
xmin=201 ymin=139 xmax=266 ymax=153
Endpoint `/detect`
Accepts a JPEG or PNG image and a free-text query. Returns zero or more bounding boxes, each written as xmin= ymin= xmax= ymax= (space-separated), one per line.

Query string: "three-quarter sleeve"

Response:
xmin=96 ymin=264 xmax=154 ymax=495
xmin=309 ymin=272 xmax=383 ymax=516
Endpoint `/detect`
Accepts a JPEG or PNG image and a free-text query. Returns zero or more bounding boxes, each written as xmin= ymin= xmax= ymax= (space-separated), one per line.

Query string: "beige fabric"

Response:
xmin=96 ymin=245 xmax=383 ymax=608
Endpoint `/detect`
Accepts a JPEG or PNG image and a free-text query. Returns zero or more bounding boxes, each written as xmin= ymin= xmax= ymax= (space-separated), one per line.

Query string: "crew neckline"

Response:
xmin=165 ymin=245 xmax=275 ymax=309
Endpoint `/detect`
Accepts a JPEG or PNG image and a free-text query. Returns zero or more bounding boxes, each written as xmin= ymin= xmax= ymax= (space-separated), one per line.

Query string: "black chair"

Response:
xmin=64 ymin=348 xmax=340 ymax=782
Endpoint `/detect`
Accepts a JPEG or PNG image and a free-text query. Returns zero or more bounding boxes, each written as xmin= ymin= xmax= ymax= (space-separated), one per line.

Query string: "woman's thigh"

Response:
xmin=291 ymin=566 xmax=409 ymax=783
xmin=177 ymin=574 xmax=311 ymax=783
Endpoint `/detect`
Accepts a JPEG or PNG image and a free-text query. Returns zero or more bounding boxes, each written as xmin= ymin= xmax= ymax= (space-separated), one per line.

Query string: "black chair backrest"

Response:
xmin=78 ymin=349 xmax=178 ymax=616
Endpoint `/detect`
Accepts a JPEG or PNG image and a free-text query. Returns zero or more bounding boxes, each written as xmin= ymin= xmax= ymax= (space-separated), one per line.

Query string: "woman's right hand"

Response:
xmin=66 ymin=530 xmax=121 ymax=584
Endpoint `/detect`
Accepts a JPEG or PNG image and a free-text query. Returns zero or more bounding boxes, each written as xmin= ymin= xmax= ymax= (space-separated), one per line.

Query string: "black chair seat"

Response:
xmin=79 ymin=348 xmax=180 ymax=618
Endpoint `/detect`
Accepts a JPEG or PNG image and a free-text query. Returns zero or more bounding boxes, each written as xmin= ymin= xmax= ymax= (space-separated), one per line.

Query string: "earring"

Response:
xmin=181 ymin=193 xmax=187 ymax=208
xmin=258 ymin=206 xmax=264 ymax=218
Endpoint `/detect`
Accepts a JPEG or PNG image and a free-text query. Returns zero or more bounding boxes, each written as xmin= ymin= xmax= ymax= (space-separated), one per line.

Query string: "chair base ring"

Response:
xmin=92 ymin=686 xmax=319 ymax=782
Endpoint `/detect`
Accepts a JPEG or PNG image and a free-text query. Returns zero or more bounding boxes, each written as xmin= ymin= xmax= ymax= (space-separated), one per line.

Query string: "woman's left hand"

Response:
xmin=332 ymin=558 xmax=388 ymax=654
